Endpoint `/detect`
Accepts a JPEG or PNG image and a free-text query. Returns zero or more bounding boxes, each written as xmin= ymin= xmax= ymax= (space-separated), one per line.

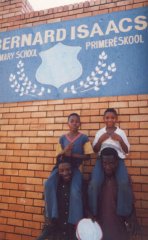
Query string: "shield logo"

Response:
xmin=36 ymin=43 xmax=82 ymax=88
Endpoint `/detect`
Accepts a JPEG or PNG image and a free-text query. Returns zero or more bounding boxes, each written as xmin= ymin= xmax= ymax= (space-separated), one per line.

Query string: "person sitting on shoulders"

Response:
xmin=37 ymin=113 xmax=93 ymax=239
xmin=88 ymin=108 xmax=133 ymax=219
xmin=45 ymin=113 xmax=93 ymax=225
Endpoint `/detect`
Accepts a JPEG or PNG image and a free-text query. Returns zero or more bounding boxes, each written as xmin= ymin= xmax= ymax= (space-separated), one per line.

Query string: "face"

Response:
xmin=102 ymin=155 xmax=118 ymax=177
xmin=103 ymin=112 xmax=117 ymax=128
xmin=58 ymin=162 xmax=72 ymax=182
xmin=68 ymin=115 xmax=80 ymax=132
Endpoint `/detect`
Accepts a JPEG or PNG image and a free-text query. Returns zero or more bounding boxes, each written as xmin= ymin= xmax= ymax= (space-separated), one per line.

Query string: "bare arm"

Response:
xmin=71 ymin=153 xmax=90 ymax=160
xmin=57 ymin=143 xmax=90 ymax=160
xmin=111 ymin=133 xmax=128 ymax=153
xmin=93 ymin=133 xmax=110 ymax=153
xmin=56 ymin=143 xmax=73 ymax=157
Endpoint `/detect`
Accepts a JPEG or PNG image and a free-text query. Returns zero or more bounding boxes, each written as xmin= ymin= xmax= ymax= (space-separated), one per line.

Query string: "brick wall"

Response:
xmin=0 ymin=0 xmax=148 ymax=239
xmin=0 ymin=0 xmax=33 ymax=20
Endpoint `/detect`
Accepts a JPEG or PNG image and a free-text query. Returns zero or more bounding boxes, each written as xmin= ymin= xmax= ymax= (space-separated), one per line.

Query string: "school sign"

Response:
xmin=0 ymin=7 xmax=147 ymax=103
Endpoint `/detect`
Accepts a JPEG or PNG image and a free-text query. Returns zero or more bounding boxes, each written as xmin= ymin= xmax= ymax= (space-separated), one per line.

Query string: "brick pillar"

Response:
xmin=0 ymin=0 xmax=33 ymax=19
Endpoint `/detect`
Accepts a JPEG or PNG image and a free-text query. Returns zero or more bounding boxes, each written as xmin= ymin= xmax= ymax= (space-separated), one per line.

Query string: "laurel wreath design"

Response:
xmin=9 ymin=60 xmax=51 ymax=97
xmin=9 ymin=51 xmax=116 ymax=97
xmin=63 ymin=51 xmax=116 ymax=94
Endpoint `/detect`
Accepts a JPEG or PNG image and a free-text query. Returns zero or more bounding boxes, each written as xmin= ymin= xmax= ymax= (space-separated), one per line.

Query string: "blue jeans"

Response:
xmin=44 ymin=168 xmax=83 ymax=224
xmin=88 ymin=158 xmax=133 ymax=216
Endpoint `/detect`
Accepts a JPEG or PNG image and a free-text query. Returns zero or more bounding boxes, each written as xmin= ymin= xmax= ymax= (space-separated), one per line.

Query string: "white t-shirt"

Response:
xmin=93 ymin=126 xmax=130 ymax=159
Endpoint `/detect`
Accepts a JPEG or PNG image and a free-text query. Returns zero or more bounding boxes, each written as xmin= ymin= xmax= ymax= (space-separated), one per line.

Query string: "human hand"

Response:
xmin=86 ymin=211 xmax=98 ymax=222
xmin=125 ymin=211 xmax=141 ymax=236
xmin=99 ymin=133 xmax=110 ymax=143
xmin=110 ymin=132 xmax=122 ymax=142
xmin=63 ymin=143 xmax=73 ymax=156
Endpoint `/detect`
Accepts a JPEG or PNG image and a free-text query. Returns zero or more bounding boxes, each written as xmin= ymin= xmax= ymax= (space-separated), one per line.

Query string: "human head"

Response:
xmin=57 ymin=156 xmax=72 ymax=182
xmin=103 ymin=108 xmax=118 ymax=127
xmin=100 ymin=148 xmax=119 ymax=177
xmin=104 ymin=108 xmax=117 ymax=117
xmin=68 ymin=113 xmax=80 ymax=122
xmin=68 ymin=113 xmax=81 ymax=132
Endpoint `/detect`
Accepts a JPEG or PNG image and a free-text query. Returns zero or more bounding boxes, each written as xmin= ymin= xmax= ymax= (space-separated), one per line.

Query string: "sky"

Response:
xmin=28 ymin=0 xmax=89 ymax=11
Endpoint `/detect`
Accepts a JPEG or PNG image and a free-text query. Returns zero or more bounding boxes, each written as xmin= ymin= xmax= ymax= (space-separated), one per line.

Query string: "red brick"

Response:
xmin=17 ymin=198 xmax=33 ymax=206
xmin=19 ymin=170 xmax=34 ymax=177
xmin=141 ymin=168 xmax=148 ymax=175
xmin=5 ymin=233 xmax=22 ymax=240
xmin=129 ymin=129 xmax=148 ymax=136
xmin=29 ymin=137 xmax=46 ymax=143
xmin=15 ymin=226 xmax=32 ymax=235
xmin=132 ymin=183 xmax=142 ymax=192
xmin=12 ymin=163 xmax=27 ymax=169
xmin=128 ymin=167 xmax=141 ymax=175
xmin=1 ymin=196 xmax=16 ymax=204
xmin=140 ymin=137 xmax=148 ymax=144
xmin=9 ymin=203 xmax=24 ymax=212
xmin=24 ymin=220 xmax=40 ymax=229
xmin=0 ymin=232 xmax=5 ymax=239
xmin=129 ymin=101 xmax=148 ymax=107
xmin=33 ymin=199 xmax=44 ymax=207
xmin=6 ymin=156 xmax=21 ymax=163
xmin=0 ymin=175 xmax=10 ymax=182
xmin=132 ymin=160 xmax=148 ymax=167
xmin=0 ymin=162 xmax=11 ymax=168
xmin=138 ymin=95 xmax=148 ymax=100
xmin=39 ymin=118 xmax=54 ymax=124
xmin=9 ymin=106 xmax=23 ymax=112
xmin=31 ymin=112 xmax=46 ymax=118
xmin=25 ymin=206 xmax=42 ymax=214
xmin=119 ymin=108 xmax=139 ymax=115
xmin=117 ymin=0 xmax=133 ymax=6
xmin=7 ymin=218 xmax=23 ymax=226
xmin=26 ymin=177 xmax=42 ymax=185
xmin=131 ymin=144 xmax=148 ymax=151
xmin=120 ymin=122 xmax=139 ymax=129
xmin=26 ymin=192 xmax=42 ymax=199
xmin=0 ymin=203 xmax=9 ymax=210
xmin=140 ymin=122 xmax=148 ymax=128
xmin=11 ymin=176 xmax=26 ymax=184
xmin=128 ymin=137 xmax=139 ymax=144
xmin=32 ymin=213 xmax=44 ymax=222
xmin=132 ymin=175 xmax=148 ymax=184
xmin=0 ymin=217 xmax=7 ymax=224
xmin=100 ymin=2 xmax=116 ymax=9
xmin=28 ymin=150 xmax=45 ymax=157
xmin=10 ymin=190 xmax=25 ymax=198
xmin=0 ymin=224 xmax=14 ymax=233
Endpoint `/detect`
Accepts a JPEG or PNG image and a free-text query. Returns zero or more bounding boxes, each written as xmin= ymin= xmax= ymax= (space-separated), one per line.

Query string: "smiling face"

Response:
xmin=58 ymin=162 xmax=72 ymax=182
xmin=68 ymin=114 xmax=81 ymax=133
xmin=103 ymin=111 xmax=117 ymax=128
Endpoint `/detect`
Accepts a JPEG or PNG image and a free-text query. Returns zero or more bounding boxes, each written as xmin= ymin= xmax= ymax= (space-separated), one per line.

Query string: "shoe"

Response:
xmin=36 ymin=223 xmax=50 ymax=240
xmin=36 ymin=218 xmax=57 ymax=240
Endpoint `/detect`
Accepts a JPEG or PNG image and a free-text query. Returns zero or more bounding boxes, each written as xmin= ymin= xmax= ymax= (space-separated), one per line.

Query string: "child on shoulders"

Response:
xmin=88 ymin=108 xmax=133 ymax=218
xmin=45 ymin=113 xmax=93 ymax=225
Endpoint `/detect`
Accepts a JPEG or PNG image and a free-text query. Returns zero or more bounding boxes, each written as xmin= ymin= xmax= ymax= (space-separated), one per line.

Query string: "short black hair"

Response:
xmin=56 ymin=156 xmax=72 ymax=166
xmin=68 ymin=113 xmax=80 ymax=122
xmin=104 ymin=108 xmax=117 ymax=116
xmin=100 ymin=147 xmax=118 ymax=160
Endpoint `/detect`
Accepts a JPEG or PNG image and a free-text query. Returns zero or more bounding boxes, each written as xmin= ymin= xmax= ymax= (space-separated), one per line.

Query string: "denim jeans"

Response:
xmin=44 ymin=168 xmax=83 ymax=224
xmin=88 ymin=158 xmax=133 ymax=216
